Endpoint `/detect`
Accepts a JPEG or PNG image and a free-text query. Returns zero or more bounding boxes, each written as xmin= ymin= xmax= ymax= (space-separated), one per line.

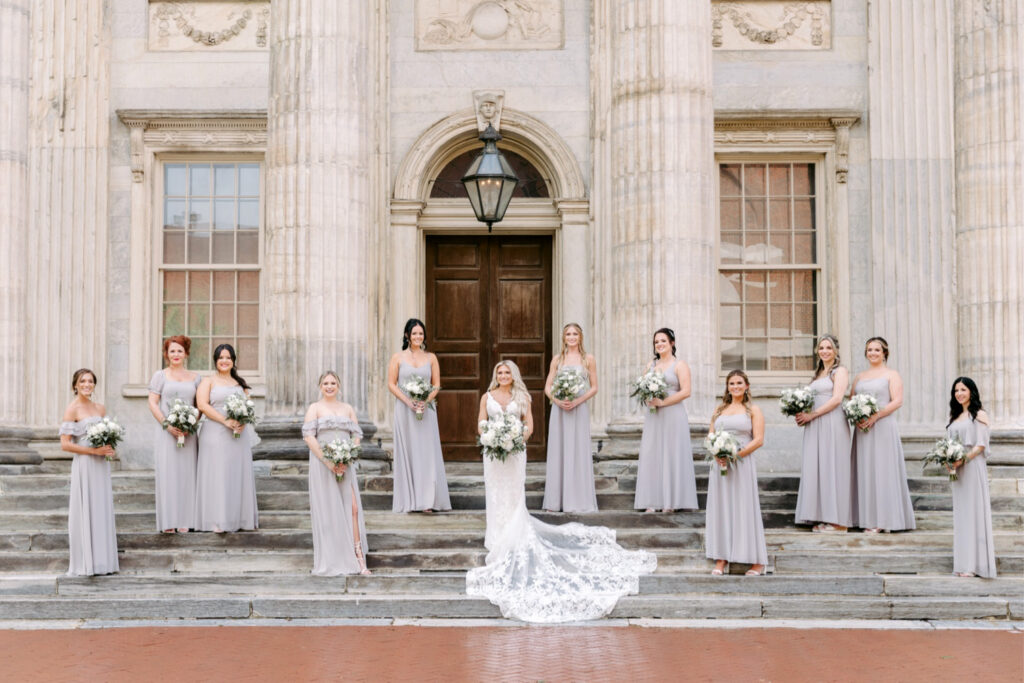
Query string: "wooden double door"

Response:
xmin=426 ymin=235 xmax=552 ymax=461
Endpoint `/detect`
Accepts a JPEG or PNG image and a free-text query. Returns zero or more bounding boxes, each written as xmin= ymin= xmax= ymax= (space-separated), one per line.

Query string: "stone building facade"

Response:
xmin=0 ymin=0 xmax=1020 ymax=468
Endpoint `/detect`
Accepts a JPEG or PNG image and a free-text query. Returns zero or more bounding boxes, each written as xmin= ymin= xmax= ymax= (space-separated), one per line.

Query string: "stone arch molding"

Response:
xmin=394 ymin=108 xmax=586 ymax=201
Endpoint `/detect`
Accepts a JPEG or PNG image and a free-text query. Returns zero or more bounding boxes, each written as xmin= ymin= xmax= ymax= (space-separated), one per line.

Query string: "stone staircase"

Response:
xmin=0 ymin=458 xmax=1021 ymax=623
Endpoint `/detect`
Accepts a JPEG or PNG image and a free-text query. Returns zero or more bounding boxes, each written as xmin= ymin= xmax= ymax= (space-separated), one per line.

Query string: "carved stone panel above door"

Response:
xmin=149 ymin=1 xmax=270 ymax=51
xmin=712 ymin=1 xmax=832 ymax=51
xmin=416 ymin=0 xmax=564 ymax=51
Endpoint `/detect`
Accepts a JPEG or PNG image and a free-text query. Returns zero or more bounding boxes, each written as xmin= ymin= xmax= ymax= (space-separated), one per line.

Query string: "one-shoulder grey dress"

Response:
xmin=542 ymin=364 xmax=598 ymax=513
xmin=391 ymin=362 xmax=451 ymax=512
xmin=62 ymin=416 xmax=119 ymax=576
xmin=633 ymin=360 xmax=698 ymax=511
xmin=852 ymin=376 xmax=916 ymax=531
xmin=948 ymin=418 xmax=996 ymax=578
xmin=194 ymin=384 xmax=259 ymax=531
xmin=794 ymin=371 xmax=856 ymax=527
xmin=704 ymin=412 xmax=768 ymax=566
xmin=149 ymin=370 xmax=201 ymax=531
xmin=303 ymin=415 xmax=369 ymax=576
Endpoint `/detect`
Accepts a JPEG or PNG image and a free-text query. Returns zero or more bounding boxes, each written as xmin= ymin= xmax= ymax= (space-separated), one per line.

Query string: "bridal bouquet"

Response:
xmin=86 ymin=417 xmax=126 ymax=461
xmin=223 ymin=392 xmax=258 ymax=438
xmin=629 ymin=369 xmax=669 ymax=413
xmin=843 ymin=393 xmax=879 ymax=431
xmin=704 ymin=429 xmax=740 ymax=476
xmin=922 ymin=436 xmax=967 ymax=481
xmin=162 ymin=398 xmax=200 ymax=448
xmin=321 ymin=438 xmax=360 ymax=481
xmin=478 ymin=413 xmax=525 ymax=462
xmin=402 ymin=374 xmax=436 ymax=421
xmin=779 ymin=386 xmax=815 ymax=417
xmin=551 ymin=367 xmax=587 ymax=402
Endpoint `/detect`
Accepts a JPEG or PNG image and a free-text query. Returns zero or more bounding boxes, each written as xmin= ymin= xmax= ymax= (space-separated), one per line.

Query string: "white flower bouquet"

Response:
xmin=843 ymin=393 xmax=880 ymax=431
xmin=223 ymin=392 xmax=257 ymax=439
xmin=922 ymin=436 xmax=967 ymax=482
xmin=478 ymin=413 xmax=525 ymax=462
xmin=704 ymin=429 xmax=740 ymax=476
xmin=401 ymin=374 xmax=437 ymax=421
xmin=551 ymin=366 xmax=587 ymax=402
xmin=629 ymin=369 xmax=669 ymax=413
xmin=321 ymin=438 xmax=360 ymax=481
xmin=779 ymin=386 xmax=815 ymax=417
xmin=162 ymin=398 xmax=200 ymax=448
xmin=86 ymin=417 xmax=126 ymax=462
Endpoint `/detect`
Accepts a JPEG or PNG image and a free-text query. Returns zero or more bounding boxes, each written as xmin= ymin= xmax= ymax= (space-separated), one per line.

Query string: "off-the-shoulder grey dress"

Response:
xmin=794 ymin=371 xmax=856 ymax=527
xmin=62 ymin=416 xmax=119 ymax=576
xmin=391 ymin=362 xmax=451 ymax=512
xmin=542 ymin=364 xmax=598 ymax=513
xmin=194 ymin=384 xmax=259 ymax=532
xmin=852 ymin=376 xmax=916 ymax=531
xmin=149 ymin=370 xmax=201 ymax=531
xmin=704 ymin=412 xmax=768 ymax=566
xmin=303 ymin=415 xmax=369 ymax=576
xmin=948 ymin=418 xmax=996 ymax=578
xmin=633 ymin=360 xmax=698 ymax=511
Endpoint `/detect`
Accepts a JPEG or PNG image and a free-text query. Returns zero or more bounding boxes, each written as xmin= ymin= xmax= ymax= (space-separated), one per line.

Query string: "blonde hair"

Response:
xmin=318 ymin=370 xmax=341 ymax=387
xmin=559 ymin=323 xmax=586 ymax=366
xmin=712 ymin=369 xmax=753 ymax=421
xmin=488 ymin=360 xmax=531 ymax=416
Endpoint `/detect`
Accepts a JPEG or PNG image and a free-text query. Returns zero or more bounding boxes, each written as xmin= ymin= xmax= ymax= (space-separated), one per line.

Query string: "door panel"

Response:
xmin=426 ymin=235 xmax=552 ymax=461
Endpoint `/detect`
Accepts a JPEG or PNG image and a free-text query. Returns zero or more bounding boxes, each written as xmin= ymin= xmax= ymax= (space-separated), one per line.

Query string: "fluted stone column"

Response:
xmin=265 ymin=1 xmax=371 ymax=415
xmin=954 ymin=0 xmax=1024 ymax=428
xmin=599 ymin=1 xmax=716 ymax=449
xmin=0 ymin=0 xmax=38 ymax=462
xmin=867 ymin=0 xmax=958 ymax=428
xmin=25 ymin=0 xmax=110 ymax=428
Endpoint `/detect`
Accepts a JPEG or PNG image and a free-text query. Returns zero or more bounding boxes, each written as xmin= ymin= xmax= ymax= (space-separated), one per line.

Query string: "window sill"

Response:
xmin=122 ymin=382 xmax=268 ymax=398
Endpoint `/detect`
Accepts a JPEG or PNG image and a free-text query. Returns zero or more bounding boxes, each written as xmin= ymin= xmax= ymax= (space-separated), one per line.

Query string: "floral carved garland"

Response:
xmin=154 ymin=4 xmax=254 ymax=46
xmin=712 ymin=2 xmax=825 ymax=48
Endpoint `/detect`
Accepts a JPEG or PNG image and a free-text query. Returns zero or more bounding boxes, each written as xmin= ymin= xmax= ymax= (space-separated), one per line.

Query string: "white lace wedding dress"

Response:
xmin=465 ymin=393 xmax=657 ymax=623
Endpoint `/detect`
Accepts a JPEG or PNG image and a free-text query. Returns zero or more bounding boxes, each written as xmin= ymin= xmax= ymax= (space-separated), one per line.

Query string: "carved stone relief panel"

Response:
xmin=712 ymin=1 xmax=831 ymax=50
xmin=148 ymin=1 xmax=270 ymax=51
xmin=416 ymin=0 xmax=564 ymax=51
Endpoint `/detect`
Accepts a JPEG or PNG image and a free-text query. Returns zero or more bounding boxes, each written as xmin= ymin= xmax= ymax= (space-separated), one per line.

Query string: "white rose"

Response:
xmin=481 ymin=432 xmax=495 ymax=447
xmin=501 ymin=438 xmax=513 ymax=451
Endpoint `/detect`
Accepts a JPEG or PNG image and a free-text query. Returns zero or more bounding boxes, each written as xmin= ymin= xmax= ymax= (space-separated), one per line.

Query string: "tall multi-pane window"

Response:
xmin=161 ymin=161 xmax=261 ymax=372
xmin=718 ymin=162 xmax=819 ymax=373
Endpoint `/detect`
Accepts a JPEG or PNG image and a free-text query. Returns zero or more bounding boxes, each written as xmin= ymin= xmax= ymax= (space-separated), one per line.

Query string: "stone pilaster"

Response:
xmin=596 ymin=0 xmax=716 ymax=448
xmin=265 ymin=0 xmax=372 ymax=415
xmin=867 ymin=0 xmax=958 ymax=428
xmin=954 ymin=0 xmax=1024 ymax=428
xmin=25 ymin=0 xmax=110 ymax=427
xmin=0 ymin=0 xmax=38 ymax=461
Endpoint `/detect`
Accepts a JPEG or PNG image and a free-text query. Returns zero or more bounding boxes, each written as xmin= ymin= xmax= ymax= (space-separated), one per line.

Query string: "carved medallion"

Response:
xmin=416 ymin=0 xmax=564 ymax=51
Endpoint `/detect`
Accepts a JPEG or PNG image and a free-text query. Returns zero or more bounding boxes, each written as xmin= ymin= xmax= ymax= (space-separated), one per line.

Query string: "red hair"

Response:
xmin=163 ymin=335 xmax=192 ymax=358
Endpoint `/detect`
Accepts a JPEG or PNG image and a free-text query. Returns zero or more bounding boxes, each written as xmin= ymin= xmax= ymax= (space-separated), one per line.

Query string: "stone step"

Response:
xmin=0 ymin=592 xmax=1016 ymax=621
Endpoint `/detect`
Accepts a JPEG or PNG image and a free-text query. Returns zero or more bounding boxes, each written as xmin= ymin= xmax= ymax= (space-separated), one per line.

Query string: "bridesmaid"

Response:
xmin=542 ymin=323 xmax=599 ymax=513
xmin=387 ymin=318 xmax=451 ymax=513
xmin=302 ymin=371 xmax=371 ymax=576
xmin=147 ymin=335 xmax=200 ymax=533
xmin=705 ymin=370 xmax=767 ymax=576
xmin=60 ymin=368 xmax=119 ymax=576
xmin=946 ymin=377 xmax=996 ymax=578
xmin=850 ymin=337 xmax=915 ymax=533
xmin=195 ymin=344 xmax=259 ymax=533
xmin=633 ymin=328 xmax=698 ymax=513
xmin=793 ymin=334 xmax=856 ymax=532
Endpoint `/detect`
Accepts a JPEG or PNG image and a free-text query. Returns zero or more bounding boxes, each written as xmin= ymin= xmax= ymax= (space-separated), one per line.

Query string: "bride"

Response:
xmin=466 ymin=360 xmax=657 ymax=623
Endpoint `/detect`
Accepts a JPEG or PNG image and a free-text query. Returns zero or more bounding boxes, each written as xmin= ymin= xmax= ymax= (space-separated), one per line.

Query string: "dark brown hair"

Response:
xmin=71 ymin=368 xmax=96 ymax=395
xmin=864 ymin=336 xmax=890 ymax=362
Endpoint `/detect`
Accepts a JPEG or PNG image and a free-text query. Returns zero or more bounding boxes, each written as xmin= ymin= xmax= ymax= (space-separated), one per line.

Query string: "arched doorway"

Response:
xmin=386 ymin=108 xmax=589 ymax=462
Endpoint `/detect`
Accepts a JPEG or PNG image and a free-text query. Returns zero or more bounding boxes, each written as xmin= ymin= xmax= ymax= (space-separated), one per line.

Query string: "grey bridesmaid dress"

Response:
xmin=542 ymin=364 xmax=598 ymax=513
xmin=794 ymin=371 xmax=856 ymax=527
xmin=391 ymin=362 xmax=451 ymax=512
xmin=149 ymin=370 xmax=201 ymax=531
xmin=633 ymin=360 xmax=698 ymax=511
xmin=852 ymin=376 xmax=916 ymax=531
xmin=948 ymin=418 xmax=996 ymax=578
xmin=704 ymin=412 xmax=768 ymax=566
xmin=194 ymin=384 xmax=259 ymax=531
xmin=62 ymin=416 xmax=119 ymax=576
xmin=303 ymin=416 xmax=369 ymax=576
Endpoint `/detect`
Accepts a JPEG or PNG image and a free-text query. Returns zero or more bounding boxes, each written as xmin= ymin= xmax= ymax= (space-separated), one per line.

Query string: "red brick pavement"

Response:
xmin=1 ymin=625 xmax=1021 ymax=682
